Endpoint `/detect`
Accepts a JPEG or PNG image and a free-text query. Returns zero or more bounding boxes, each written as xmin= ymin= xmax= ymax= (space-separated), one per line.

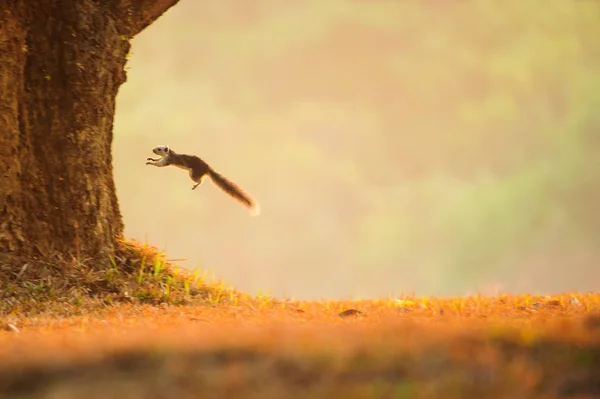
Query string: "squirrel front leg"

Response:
xmin=146 ymin=157 xmax=168 ymax=166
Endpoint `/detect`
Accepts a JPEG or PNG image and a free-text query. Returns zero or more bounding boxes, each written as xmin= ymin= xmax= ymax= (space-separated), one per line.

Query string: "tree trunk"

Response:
xmin=0 ymin=0 xmax=179 ymax=262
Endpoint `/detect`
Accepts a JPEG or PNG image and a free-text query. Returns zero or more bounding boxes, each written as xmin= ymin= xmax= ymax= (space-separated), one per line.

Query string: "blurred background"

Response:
xmin=113 ymin=0 xmax=600 ymax=300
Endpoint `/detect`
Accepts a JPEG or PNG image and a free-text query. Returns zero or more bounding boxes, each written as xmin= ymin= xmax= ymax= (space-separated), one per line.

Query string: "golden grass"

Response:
xmin=0 ymin=239 xmax=245 ymax=316
xmin=1 ymin=242 xmax=599 ymax=398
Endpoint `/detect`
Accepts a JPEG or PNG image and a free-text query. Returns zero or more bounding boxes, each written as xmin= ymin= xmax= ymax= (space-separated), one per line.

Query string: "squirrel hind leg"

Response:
xmin=190 ymin=171 xmax=206 ymax=190
xmin=191 ymin=178 xmax=204 ymax=190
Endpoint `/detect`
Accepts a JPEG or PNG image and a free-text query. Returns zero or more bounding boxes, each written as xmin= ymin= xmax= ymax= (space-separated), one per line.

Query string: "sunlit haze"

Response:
xmin=113 ymin=1 xmax=600 ymax=300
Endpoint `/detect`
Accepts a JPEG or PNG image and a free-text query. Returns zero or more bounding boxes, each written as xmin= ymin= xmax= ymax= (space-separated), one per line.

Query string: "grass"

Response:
xmin=0 ymin=239 xmax=243 ymax=316
xmin=1 ymin=241 xmax=599 ymax=398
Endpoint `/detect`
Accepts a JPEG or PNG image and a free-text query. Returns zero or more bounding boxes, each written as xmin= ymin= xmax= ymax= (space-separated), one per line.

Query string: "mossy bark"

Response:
xmin=0 ymin=0 xmax=179 ymax=261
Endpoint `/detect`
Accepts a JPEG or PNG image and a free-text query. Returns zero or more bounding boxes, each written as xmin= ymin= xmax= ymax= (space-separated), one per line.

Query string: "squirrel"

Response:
xmin=146 ymin=145 xmax=260 ymax=216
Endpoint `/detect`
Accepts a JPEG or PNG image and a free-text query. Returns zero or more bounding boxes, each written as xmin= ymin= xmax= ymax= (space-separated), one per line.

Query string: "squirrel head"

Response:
xmin=152 ymin=145 xmax=170 ymax=157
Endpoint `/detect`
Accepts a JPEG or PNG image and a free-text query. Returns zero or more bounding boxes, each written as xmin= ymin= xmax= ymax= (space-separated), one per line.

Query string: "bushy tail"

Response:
xmin=208 ymin=169 xmax=260 ymax=216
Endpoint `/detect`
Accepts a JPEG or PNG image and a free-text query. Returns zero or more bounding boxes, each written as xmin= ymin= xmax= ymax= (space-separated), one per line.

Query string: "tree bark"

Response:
xmin=0 ymin=0 xmax=179 ymax=262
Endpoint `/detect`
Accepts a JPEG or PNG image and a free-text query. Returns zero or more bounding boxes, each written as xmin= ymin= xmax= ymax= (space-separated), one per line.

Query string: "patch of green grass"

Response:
xmin=0 ymin=239 xmax=243 ymax=316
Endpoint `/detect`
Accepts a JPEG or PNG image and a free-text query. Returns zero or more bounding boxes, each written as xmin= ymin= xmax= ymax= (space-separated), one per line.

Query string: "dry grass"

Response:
xmin=0 ymin=239 xmax=244 ymax=316
xmin=1 ymin=242 xmax=599 ymax=398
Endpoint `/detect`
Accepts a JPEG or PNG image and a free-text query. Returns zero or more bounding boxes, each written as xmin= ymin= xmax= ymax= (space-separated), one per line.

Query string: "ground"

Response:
xmin=1 ymin=242 xmax=599 ymax=398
